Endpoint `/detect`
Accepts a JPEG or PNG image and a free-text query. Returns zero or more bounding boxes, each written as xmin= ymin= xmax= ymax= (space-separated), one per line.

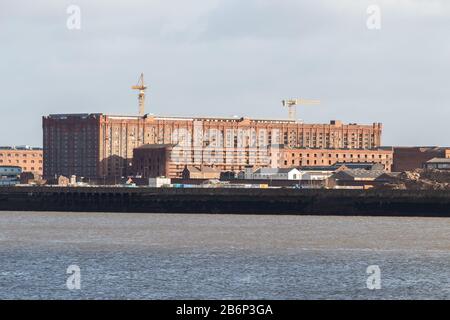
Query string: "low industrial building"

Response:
xmin=330 ymin=169 xmax=387 ymax=182
xmin=0 ymin=166 xmax=22 ymax=186
xmin=45 ymin=175 xmax=70 ymax=186
xmin=182 ymin=166 xmax=221 ymax=180
xmin=327 ymin=169 xmax=387 ymax=189
xmin=251 ymin=168 xmax=301 ymax=180
xmin=278 ymin=147 xmax=393 ymax=171
xmin=297 ymin=166 xmax=335 ymax=181
xmin=238 ymin=162 xmax=388 ymax=183
xmin=423 ymin=158 xmax=450 ymax=170
xmin=20 ymin=171 xmax=44 ymax=185
xmin=297 ymin=163 xmax=385 ymax=181
xmin=392 ymin=147 xmax=450 ymax=172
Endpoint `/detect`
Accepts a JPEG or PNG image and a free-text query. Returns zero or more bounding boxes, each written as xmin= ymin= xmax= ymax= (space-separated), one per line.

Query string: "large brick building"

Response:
xmin=0 ymin=146 xmax=43 ymax=175
xmin=277 ymin=147 xmax=393 ymax=171
xmin=43 ymin=113 xmax=383 ymax=179
xmin=392 ymin=147 xmax=450 ymax=172
xmin=132 ymin=144 xmax=175 ymax=178
xmin=132 ymin=144 xmax=393 ymax=179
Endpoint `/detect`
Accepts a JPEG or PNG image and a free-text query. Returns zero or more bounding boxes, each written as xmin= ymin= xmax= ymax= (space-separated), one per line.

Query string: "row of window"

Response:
xmin=284 ymin=159 xmax=391 ymax=166
xmin=287 ymin=153 xmax=388 ymax=159
xmin=0 ymin=159 xmax=42 ymax=164
xmin=0 ymin=153 xmax=42 ymax=158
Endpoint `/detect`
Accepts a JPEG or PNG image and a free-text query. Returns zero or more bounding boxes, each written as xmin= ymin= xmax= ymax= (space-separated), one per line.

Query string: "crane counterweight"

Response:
xmin=282 ymin=98 xmax=320 ymax=121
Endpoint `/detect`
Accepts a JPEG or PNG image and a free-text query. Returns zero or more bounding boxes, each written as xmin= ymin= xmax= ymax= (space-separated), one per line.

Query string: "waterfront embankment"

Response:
xmin=1 ymin=186 xmax=450 ymax=217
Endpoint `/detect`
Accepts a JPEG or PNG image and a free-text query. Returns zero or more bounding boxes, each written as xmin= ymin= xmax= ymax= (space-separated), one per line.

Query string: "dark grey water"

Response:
xmin=0 ymin=212 xmax=449 ymax=299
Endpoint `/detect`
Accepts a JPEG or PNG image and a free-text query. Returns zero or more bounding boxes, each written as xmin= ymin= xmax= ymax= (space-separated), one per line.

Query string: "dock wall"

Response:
xmin=1 ymin=187 xmax=450 ymax=217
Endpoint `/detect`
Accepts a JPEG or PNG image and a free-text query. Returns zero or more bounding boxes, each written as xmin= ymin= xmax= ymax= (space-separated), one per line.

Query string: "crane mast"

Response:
xmin=282 ymin=98 xmax=320 ymax=121
xmin=132 ymin=73 xmax=148 ymax=116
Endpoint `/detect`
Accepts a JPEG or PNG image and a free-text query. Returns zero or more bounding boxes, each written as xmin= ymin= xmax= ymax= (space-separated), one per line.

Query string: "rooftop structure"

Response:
xmin=330 ymin=169 xmax=387 ymax=181
xmin=252 ymin=167 xmax=301 ymax=180
xmin=424 ymin=158 xmax=450 ymax=170
xmin=182 ymin=165 xmax=221 ymax=180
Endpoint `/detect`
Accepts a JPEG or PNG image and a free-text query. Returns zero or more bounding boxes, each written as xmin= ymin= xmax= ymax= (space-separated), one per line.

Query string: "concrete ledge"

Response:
xmin=1 ymin=186 xmax=450 ymax=217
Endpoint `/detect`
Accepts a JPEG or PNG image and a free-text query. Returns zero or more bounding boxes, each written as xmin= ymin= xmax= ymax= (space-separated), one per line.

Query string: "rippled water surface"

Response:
xmin=0 ymin=211 xmax=449 ymax=299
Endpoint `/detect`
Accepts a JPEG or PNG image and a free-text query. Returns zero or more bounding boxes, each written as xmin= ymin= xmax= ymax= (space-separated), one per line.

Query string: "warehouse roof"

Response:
xmin=135 ymin=144 xmax=175 ymax=149
xmin=426 ymin=158 xmax=450 ymax=163
xmin=332 ymin=169 xmax=386 ymax=181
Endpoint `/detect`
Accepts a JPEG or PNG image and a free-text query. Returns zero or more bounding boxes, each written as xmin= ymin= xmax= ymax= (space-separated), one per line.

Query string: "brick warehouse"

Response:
xmin=43 ymin=113 xmax=383 ymax=180
xmin=132 ymin=144 xmax=393 ymax=179
xmin=277 ymin=147 xmax=393 ymax=172
xmin=0 ymin=146 xmax=43 ymax=175
xmin=392 ymin=147 xmax=450 ymax=172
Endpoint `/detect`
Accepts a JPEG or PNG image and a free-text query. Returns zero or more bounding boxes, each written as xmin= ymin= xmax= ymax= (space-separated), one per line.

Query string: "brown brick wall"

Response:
xmin=278 ymin=148 xmax=393 ymax=171
xmin=132 ymin=145 xmax=173 ymax=178
xmin=392 ymin=147 xmax=448 ymax=172
xmin=0 ymin=149 xmax=43 ymax=175
xmin=44 ymin=113 xmax=383 ymax=179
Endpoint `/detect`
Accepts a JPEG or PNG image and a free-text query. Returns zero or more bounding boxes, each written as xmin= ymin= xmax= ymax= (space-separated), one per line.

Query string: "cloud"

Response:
xmin=0 ymin=0 xmax=449 ymax=146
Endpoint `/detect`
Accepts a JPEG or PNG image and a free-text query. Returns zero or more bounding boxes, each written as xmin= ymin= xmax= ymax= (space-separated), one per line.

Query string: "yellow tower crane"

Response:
xmin=132 ymin=73 xmax=148 ymax=116
xmin=282 ymin=98 xmax=321 ymax=121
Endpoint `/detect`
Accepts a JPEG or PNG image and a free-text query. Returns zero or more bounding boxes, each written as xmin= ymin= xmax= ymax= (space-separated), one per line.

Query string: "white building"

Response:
xmin=252 ymin=168 xmax=301 ymax=180
xmin=149 ymin=177 xmax=171 ymax=188
xmin=298 ymin=169 xmax=335 ymax=181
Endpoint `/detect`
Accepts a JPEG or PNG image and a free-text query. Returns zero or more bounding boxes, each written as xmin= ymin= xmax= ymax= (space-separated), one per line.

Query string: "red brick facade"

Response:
xmin=278 ymin=147 xmax=393 ymax=171
xmin=132 ymin=144 xmax=174 ymax=178
xmin=392 ymin=147 xmax=450 ymax=172
xmin=43 ymin=113 xmax=383 ymax=179
xmin=0 ymin=147 xmax=43 ymax=175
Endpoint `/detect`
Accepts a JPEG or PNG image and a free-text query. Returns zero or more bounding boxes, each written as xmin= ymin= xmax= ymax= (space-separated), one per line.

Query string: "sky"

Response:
xmin=0 ymin=0 xmax=449 ymax=147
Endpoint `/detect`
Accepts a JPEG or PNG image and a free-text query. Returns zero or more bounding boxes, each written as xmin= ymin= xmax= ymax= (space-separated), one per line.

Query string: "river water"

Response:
xmin=0 ymin=211 xmax=449 ymax=299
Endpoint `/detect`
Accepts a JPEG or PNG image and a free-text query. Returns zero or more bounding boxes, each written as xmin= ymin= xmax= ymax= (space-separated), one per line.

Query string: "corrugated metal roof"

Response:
xmin=135 ymin=144 xmax=175 ymax=149
xmin=426 ymin=158 xmax=450 ymax=163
